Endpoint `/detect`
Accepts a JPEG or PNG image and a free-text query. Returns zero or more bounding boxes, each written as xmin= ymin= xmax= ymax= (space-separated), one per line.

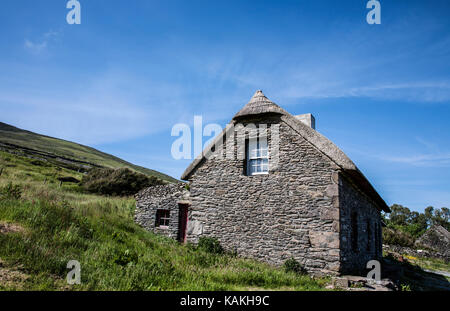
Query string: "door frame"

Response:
xmin=177 ymin=203 xmax=189 ymax=243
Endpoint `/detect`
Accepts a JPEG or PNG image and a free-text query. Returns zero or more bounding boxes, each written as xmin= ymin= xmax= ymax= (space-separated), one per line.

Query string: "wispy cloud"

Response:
xmin=345 ymin=140 xmax=450 ymax=168
xmin=185 ymin=49 xmax=450 ymax=104
xmin=382 ymin=137 xmax=450 ymax=167
xmin=24 ymin=30 xmax=60 ymax=54
xmin=380 ymin=153 xmax=450 ymax=167
xmin=415 ymin=136 xmax=440 ymax=152
xmin=0 ymin=68 xmax=197 ymax=145
xmin=24 ymin=39 xmax=47 ymax=53
xmin=343 ymin=82 xmax=450 ymax=103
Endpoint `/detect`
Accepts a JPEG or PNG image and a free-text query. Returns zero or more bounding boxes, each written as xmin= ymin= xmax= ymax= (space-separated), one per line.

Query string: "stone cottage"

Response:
xmin=135 ymin=90 xmax=390 ymax=275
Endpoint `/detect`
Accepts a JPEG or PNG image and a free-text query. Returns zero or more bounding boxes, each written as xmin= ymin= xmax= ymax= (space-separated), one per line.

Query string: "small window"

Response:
xmin=156 ymin=209 xmax=170 ymax=228
xmin=246 ymin=136 xmax=269 ymax=176
xmin=351 ymin=212 xmax=358 ymax=252
xmin=367 ymin=219 xmax=371 ymax=252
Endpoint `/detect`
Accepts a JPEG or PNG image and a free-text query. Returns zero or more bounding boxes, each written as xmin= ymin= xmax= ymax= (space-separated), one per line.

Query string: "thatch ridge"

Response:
xmin=233 ymin=90 xmax=288 ymax=120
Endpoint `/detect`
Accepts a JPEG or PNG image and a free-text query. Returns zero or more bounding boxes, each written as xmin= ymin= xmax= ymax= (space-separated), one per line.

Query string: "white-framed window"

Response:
xmin=247 ymin=136 xmax=269 ymax=175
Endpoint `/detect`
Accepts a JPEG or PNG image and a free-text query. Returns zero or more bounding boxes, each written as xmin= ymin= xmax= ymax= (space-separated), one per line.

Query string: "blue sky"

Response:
xmin=0 ymin=0 xmax=449 ymax=212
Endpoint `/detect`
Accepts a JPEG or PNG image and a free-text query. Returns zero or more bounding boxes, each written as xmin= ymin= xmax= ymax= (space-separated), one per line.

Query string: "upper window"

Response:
xmin=247 ymin=137 xmax=269 ymax=176
xmin=156 ymin=209 xmax=170 ymax=228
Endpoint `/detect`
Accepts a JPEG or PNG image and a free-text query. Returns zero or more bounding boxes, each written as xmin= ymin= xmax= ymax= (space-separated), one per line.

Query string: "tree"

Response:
xmin=424 ymin=206 xmax=434 ymax=226
xmin=389 ymin=204 xmax=411 ymax=227
xmin=431 ymin=207 xmax=450 ymax=231
xmin=384 ymin=204 xmax=450 ymax=244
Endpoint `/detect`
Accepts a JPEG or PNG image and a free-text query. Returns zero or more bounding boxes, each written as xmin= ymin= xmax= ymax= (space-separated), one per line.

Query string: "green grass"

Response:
xmin=0 ymin=121 xmax=178 ymax=183
xmin=0 ymin=151 xmax=327 ymax=291
xmin=402 ymin=255 xmax=450 ymax=276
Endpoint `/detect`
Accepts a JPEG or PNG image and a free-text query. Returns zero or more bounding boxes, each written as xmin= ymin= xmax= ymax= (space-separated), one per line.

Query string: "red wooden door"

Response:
xmin=178 ymin=204 xmax=188 ymax=243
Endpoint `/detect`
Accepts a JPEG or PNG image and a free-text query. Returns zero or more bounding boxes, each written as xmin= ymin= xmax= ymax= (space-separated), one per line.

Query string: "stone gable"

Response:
xmin=185 ymin=117 xmax=343 ymax=274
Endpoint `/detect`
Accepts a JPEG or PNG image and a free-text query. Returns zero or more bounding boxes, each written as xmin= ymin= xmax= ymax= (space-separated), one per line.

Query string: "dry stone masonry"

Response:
xmin=135 ymin=183 xmax=189 ymax=240
xmin=135 ymin=90 xmax=390 ymax=276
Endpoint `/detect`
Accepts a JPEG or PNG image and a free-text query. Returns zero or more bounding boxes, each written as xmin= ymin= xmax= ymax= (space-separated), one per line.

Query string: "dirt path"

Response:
xmin=424 ymin=269 xmax=450 ymax=278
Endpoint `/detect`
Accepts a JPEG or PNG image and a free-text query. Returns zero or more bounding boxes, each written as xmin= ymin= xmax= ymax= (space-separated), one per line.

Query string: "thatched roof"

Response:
xmin=233 ymin=90 xmax=288 ymax=120
xmin=181 ymin=90 xmax=390 ymax=212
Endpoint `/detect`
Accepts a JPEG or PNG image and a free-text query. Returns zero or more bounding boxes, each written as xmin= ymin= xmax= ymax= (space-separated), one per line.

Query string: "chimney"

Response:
xmin=295 ymin=113 xmax=316 ymax=129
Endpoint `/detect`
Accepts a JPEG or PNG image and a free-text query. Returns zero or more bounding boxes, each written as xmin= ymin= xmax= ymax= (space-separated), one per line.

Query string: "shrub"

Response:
xmin=0 ymin=182 xmax=22 ymax=200
xmin=382 ymin=227 xmax=415 ymax=247
xmin=197 ymin=237 xmax=224 ymax=254
xmin=80 ymin=168 xmax=164 ymax=196
xmin=283 ymin=258 xmax=307 ymax=275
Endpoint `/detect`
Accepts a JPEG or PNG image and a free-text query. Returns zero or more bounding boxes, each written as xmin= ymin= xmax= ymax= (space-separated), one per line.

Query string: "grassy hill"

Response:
xmin=0 ymin=122 xmax=177 ymax=183
xmin=0 ymin=151 xmax=327 ymax=290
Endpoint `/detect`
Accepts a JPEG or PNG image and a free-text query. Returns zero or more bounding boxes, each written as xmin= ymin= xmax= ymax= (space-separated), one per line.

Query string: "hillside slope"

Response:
xmin=0 ymin=122 xmax=177 ymax=183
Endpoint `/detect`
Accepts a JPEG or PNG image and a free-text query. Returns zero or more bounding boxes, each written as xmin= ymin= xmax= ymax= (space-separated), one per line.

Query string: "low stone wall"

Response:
xmin=383 ymin=244 xmax=449 ymax=263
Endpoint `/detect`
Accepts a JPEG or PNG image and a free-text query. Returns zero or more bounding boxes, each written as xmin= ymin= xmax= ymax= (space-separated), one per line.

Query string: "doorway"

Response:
xmin=178 ymin=204 xmax=189 ymax=243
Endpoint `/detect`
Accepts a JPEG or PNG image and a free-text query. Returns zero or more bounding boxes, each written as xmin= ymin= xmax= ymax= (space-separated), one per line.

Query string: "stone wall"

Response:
xmin=186 ymin=116 xmax=343 ymax=275
xmin=134 ymin=183 xmax=188 ymax=240
xmin=339 ymin=175 xmax=382 ymax=274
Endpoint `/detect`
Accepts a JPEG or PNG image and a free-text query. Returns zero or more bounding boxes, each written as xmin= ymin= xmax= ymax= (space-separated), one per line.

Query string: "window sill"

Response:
xmin=156 ymin=226 xmax=170 ymax=230
xmin=249 ymin=172 xmax=269 ymax=176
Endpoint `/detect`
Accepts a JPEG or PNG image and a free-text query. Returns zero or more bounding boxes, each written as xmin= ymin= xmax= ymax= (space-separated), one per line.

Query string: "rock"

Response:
xmin=0 ymin=222 xmax=25 ymax=234
xmin=334 ymin=275 xmax=397 ymax=291
xmin=309 ymin=231 xmax=340 ymax=249
xmin=187 ymin=220 xmax=203 ymax=235
xmin=332 ymin=277 xmax=350 ymax=288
